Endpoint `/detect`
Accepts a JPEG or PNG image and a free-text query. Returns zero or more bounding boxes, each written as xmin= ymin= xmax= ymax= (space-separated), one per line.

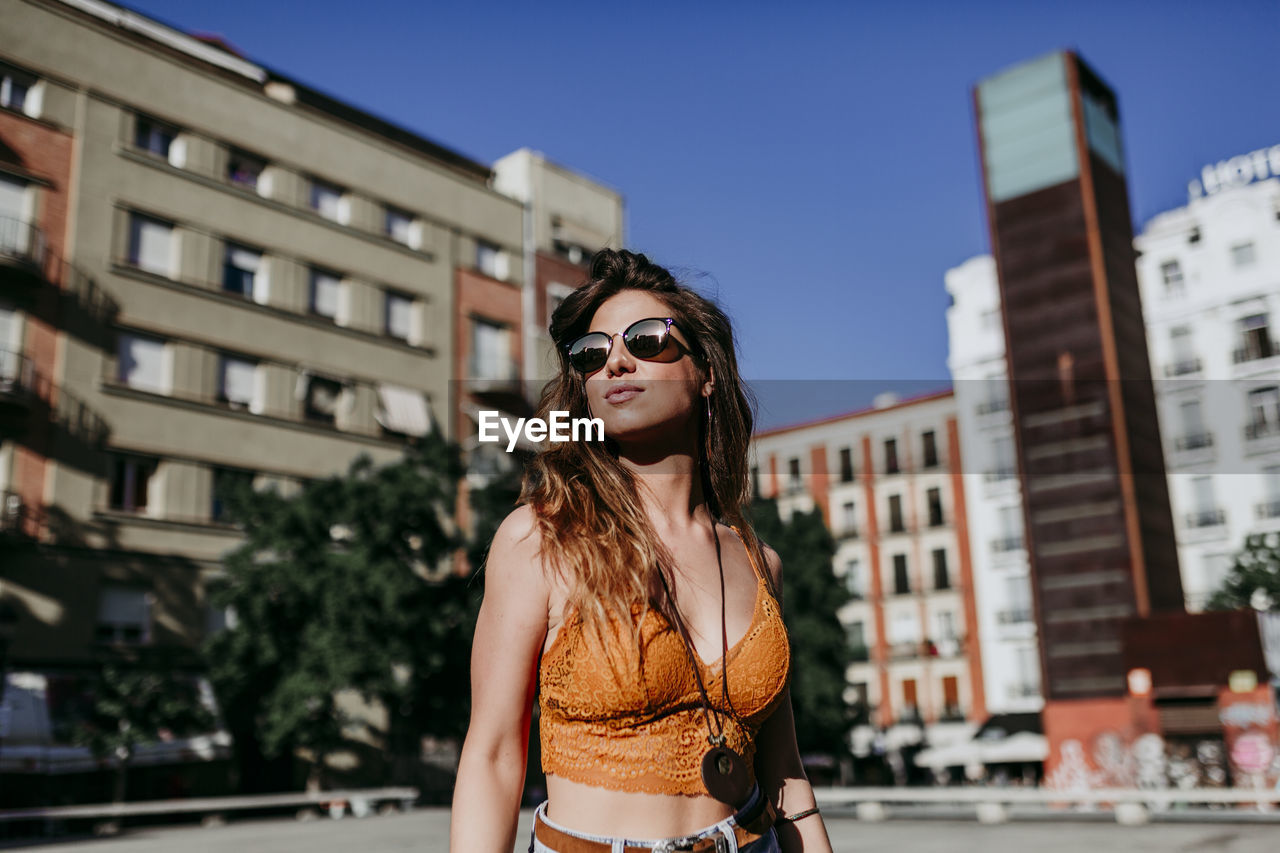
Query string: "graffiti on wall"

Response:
xmin=1045 ymin=731 xmax=1271 ymax=793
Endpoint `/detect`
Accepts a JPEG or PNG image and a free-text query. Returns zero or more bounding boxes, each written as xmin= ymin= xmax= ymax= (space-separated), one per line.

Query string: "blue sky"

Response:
xmin=131 ymin=0 xmax=1279 ymax=427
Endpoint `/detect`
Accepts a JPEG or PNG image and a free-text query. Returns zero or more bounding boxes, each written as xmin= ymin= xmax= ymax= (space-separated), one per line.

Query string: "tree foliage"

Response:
xmin=748 ymin=498 xmax=853 ymax=757
xmin=73 ymin=658 xmax=216 ymax=802
xmin=205 ymin=433 xmax=477 ymax=785
xmin=1206 ymin=530 xmax=1280 ymax=612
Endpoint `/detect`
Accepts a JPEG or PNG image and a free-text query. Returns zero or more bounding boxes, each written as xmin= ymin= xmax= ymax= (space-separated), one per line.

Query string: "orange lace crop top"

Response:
xmin=537 ymin=526 xmax=791 ymax=796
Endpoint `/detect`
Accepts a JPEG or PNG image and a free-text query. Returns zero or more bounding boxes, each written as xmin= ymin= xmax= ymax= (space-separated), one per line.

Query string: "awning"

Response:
xmin=914 ymin=731 xmax=1048 ymax=768
xmin=377 ymin=384 xmax=433 ymax=437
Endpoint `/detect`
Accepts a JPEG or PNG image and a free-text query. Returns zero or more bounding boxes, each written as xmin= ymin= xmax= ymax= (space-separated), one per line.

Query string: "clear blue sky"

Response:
xmin=131 ymin=0 xmax=1279 ymax=427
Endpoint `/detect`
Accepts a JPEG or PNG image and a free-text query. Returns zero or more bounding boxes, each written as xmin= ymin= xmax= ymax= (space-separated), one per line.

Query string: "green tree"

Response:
xmin=1206 ymin=531 xmax=1280 ymax=612
xmin=205 ymin=433 xmax=477 ymax=790
xmin=748 ymin=498 xmax=853 ymax=758
xmin=73 ymin=658 xmax=216 ymax=803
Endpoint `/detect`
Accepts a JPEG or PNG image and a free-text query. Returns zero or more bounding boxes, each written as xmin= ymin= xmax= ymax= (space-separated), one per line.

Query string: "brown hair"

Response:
xmin=519 ymin=249 xmax=773 ymax=656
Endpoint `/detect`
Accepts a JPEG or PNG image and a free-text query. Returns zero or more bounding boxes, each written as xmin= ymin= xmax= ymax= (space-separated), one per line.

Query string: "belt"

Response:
xmin=534 ymin=796 xmax=775 ymax=853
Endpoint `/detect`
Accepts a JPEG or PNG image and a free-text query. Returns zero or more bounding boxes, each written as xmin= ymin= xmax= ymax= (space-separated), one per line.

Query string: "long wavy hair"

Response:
xmin=519 ymin=249 xmax=774 ymax=657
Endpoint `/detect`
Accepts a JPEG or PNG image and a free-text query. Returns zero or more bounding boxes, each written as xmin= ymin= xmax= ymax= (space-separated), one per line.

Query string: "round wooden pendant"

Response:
xmin=701 ymin=745 xmax=750 ymax=808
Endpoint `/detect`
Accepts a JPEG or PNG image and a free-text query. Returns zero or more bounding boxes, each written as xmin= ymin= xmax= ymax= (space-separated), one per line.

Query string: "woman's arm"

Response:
xmin=449 ymin=505 xmax=551 ymax=853
xmin=753 ymin=544 xmax=835 ymax=853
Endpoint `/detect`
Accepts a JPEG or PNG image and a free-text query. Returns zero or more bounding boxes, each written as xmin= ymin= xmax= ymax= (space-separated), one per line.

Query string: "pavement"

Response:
xmin=6 ymin=808 xmax=1280 ymax=852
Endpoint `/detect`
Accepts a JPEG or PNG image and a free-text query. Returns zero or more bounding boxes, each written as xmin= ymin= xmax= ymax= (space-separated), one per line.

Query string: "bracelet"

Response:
xmin=776 ymin=806 xmax=820 ymax=824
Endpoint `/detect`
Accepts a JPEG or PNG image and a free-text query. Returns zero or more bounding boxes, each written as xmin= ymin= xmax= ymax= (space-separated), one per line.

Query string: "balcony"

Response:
xmin=889 ymin=641 xmax=921 ymax=661
xmin=849 ymin=644 xmax=871 ymax=663
xmin=1233 ymin=340 xmax=1279 ymax=365
xmin=0 ymin=216 xmax=48 ymax=284
xmin=1005 ymin=682 xmax=1041 ymax=701
xmin=836 ymin=526 xmax=860 ymax=541
xmin=1173 ymin=432 xmax=1214 ymax=451
xmin=997 ymin=607 xmax=1033 ymax=625
xmin=939 ymin=705 xmax=967 ymax=723
xmin=0 ymin=350 xmax=38 ymax=412
xmin=977 ymin=397 xmax=1009 ymax=415
xmin=1257 ymin=500 xmax=1280 ymax=520
xmin=1164 ymin=358 xmax=1204 ymax=377
xmin=984 ymin=467 xmax=1017 ymax=482
xmin=1245 ymin=420 xmax=1280 ymax=441
xmin=0 ymin=490 xmax=38 ymax=539
xmin=991 ymin=536 xmax=1024 ymax=554
xmin=1184 ymin=508 xmax=1226 ymax=528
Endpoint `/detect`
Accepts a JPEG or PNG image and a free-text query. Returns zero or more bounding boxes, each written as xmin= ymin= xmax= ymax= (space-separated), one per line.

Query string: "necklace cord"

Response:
xmin=655 ymin=520 xmax=734 ymax=745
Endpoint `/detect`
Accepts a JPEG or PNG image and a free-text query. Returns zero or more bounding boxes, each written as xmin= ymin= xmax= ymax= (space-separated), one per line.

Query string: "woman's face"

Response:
xmin=577 ymin=290 xmax=710 ymax=447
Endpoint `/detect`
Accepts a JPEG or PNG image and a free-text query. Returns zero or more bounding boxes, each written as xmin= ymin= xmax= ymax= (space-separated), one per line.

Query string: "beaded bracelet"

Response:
xmin=776 ymin=806 xmax=820 ymax=824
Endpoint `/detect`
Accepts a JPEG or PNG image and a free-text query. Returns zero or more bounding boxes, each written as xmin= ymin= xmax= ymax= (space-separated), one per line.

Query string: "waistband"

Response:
xmin=532 ymin=784 xmax=776 ymax=853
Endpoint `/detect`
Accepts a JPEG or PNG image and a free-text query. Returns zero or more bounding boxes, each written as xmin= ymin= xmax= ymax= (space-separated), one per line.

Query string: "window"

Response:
xmin=927 ymin=487 xmax=944 ymax=526
xmin=227 ymin=148 xmax=266 ymax=191
xmin=888 ymin=494 xmax=905 ymax=533
xmin=309 ymin=268 xmax=343 ymax=320
xmin=839 ymin=446 xmax=854 ymax=482
xmin=1247 ymin=386 xmax=1280 ymax=439
xmin=1159 ymin=259 xmax=1184 ymax=291
xmin=993 ymin=435 xmax=1016 ymax=479
xmin=134 ymin=115 xmax=176 ymax=160
xmin=841 ymin=500 xmax=857 ymax=535
xmin=1192 ymin=476 xmax=1218 ymax=516
xmin=302 ymin=373 xmax=344 ymax=424
xmin=384 ymin=290 xmax=414 ymax=341
xmin=901 ymin=678 xmax=920 ymax=719
xmin=309 ymin=178 xmax=348 ymax=223
xmin=1002 ymin=576 xmax=1033 ymax=624
xmin=787 ymin=457 xmax=802 ymax=493
xmin=892 ymin=553 xmax=910 ymax=595
xmin=847 ymin=621 xmax=867 ymax=655
xmin=1231 ymin=241 xmax=1257 ymax=268
xmin=1187 ymin=227 xmax=1201 ymax=245
xmin=750 ymin=465 xmax=760 ymax=498
xmin=981 ymin=373 xmax=1009 ymax=413
xmin=883 ymin=438 xmax=899 ymax=474
xmin=217 ymin=354 xmax=259 ymax=412
xmin=127 ymin=212 xmax=174 ymax=277
xmin=921 ymin=430 xmax=938 ymax=468
xmin=470 ymin=318 xmax=513 ymax=381
xmin=385 ymin=206 xmax=417 ymax=247
xmin=1177 ymin=399 xmax=1208 ymax=448
xmin=0 ymin=65 xmax=34 ymax=112
xmin=0 ymin=174 xmax=32 ymax=255
xmin=935 ymin=610 xmax=958 ymax=642
xmin=997 ymin=505 xmax=1023 ymax=550
xmin=476 ymin=239 xmax=509 ymax=281
xmin=109 ymin=454 xmax=156 ymax=513
xmin=211 ymin=466 xmax=254 ymax=523
xmin=547 ymin=282 xmax=573 ymax=322
xmin=932 ymin=548 xmax=949 ymax=590
xmin=1238 ymin=313 xmax=1274 ymax=362
xmin=981 ymin=309 xmax=1001 ymax=329
xmin=222 ymin=243 xmax=262 ymax=299
xmin=890 ymin=611 xmax=919 ymax=645
xmin=96 ymin=586 xmax=151 ymax=645
xmin=116 ymin=332 xmax=169 ymax=393
xmin=845 ymin=559 xmax=864 ymax=599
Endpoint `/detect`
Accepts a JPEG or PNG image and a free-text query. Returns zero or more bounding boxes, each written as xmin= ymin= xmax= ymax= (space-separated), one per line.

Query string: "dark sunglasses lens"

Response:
xmin=626 ymin=319 xmax=670 ymax=358
xmin=569 ymin=334 xmax=610 ymax=372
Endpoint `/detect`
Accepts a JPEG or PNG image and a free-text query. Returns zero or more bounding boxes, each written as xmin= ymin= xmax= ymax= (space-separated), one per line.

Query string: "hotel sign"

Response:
xmin=1188 ymin=143 xmax=1280 ymax=199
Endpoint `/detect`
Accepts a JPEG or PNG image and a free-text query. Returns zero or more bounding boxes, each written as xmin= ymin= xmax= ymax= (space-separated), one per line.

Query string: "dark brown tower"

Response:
xmin=973 ymin=51 xmax=1183 ymax=701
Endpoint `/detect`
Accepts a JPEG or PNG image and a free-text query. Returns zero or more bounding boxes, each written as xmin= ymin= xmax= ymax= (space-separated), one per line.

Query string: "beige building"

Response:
xmin=751 ymin=389 xmax=987 ymax=770
xmin=0 ymin=0 xmax=531 ymax=688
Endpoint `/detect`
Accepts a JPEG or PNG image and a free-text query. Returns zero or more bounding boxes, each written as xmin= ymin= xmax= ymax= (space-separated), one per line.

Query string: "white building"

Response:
xmin=944 ymin=256 xmax=1043 ymax=717
xmin=946 ymin=149 xmax=1280 ymax=715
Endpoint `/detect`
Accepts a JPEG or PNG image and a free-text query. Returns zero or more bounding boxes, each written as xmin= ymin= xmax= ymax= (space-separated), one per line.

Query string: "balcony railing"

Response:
xmin=939 ymin=705 xmax=966 ymax=723
xmin=0 ymin=350 xmax=38 ymax=406
xmin=1245 ymin=420 xmax=1280 ymax=441
xmin=1173 ymin=432 xmax=1214 ymax=451
xmin=1256 ymin=500 xmax=1280 ymax=519
xmin=0 ymin=490 xmax=37 ymax=538
xmin=1185 ymin=508 xmax=1226 ymax=528
xmin=1233 ymin=341 xmax=1279 ymax=364
xmin=991 ymin=536 xmax=1024 ymax=553
xmin=837 ymin=526 xmax=860 ymax=541
xmin=984 ymin=467 xmax=1017 ymax=482
xmin=849 ymin=644 xmax=871 ymax=663
xmin=977 ymin=398 xmax=1009 ymax=415
xmin=1164 ymin=358 xmax=1203 ymax=377
xmin=997 ymin=607 xmax=1033 ymax=624
xmin=0 ymin=215 xmax=47 ymax=275
xmin=1005 ymin=682 xmax=1041 ymax=700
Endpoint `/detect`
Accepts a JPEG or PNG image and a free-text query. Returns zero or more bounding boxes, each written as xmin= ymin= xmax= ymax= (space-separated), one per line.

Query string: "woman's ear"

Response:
xmin=702 ymin=365 xmax=715 ymax=398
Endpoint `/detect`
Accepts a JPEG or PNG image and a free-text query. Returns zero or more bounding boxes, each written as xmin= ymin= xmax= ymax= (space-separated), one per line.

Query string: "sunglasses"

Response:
xmin=564 ymin=317 xmax=694 ymax=374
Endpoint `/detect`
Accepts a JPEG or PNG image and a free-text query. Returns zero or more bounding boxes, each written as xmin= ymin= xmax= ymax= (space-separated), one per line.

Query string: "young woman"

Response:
xmin=450 ymin=250 xmax=833 ymax=853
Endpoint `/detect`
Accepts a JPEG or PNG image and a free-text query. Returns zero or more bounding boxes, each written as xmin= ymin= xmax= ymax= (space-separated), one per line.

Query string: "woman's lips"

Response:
xmin=605 ymin=386 xmax=643 ymax=403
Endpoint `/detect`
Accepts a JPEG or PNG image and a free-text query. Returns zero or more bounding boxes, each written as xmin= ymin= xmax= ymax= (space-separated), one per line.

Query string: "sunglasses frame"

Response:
xmin=564 ymin=317 xmax=693 ymax=374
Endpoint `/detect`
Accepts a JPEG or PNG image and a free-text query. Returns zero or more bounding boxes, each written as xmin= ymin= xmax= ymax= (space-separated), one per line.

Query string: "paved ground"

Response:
xmin=6 ymin=809 xmax=1280 ymax=853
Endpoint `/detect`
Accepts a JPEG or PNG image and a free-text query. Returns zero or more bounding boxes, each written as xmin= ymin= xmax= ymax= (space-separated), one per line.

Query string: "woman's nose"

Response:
xmin=604 ymin=331 xmax=635 ymax=376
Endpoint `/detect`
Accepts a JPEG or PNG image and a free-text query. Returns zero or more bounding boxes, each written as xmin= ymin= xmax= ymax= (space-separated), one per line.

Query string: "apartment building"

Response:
xmin=751 ymin=390 xmax=986 ymax=765
xmin=946 ymin=156 xmax=1280 ymax=714
xmin=0 ymin=0 xmax=527 ymax=682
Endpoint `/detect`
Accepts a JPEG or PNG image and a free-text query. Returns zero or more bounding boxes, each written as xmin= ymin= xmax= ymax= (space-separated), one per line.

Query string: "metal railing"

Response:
xmin=0 ymin=349 xmax=37 ymax=402
xmin=1164 ymin=357 xmax=1203 ymax=376
xmin=814 ymin=785 xmax=1280 ymax=825
xmin=997 ymin=607 xmax=1033 ymax=624
xmin=0 ymin=215 xmax=47 ymax=271
xmin=991 ymin=536 xmax=1024 ymax=553
xmin=1233 ymin=341 xmax=1279 ymax=364
xmin=1185 ymin=508 xmax=1226 ymax=528
xmin=1173 ymin=431 xmax=1214 ymax=451
xmin=1256 ymin=499 xmax=1280 ymax=519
